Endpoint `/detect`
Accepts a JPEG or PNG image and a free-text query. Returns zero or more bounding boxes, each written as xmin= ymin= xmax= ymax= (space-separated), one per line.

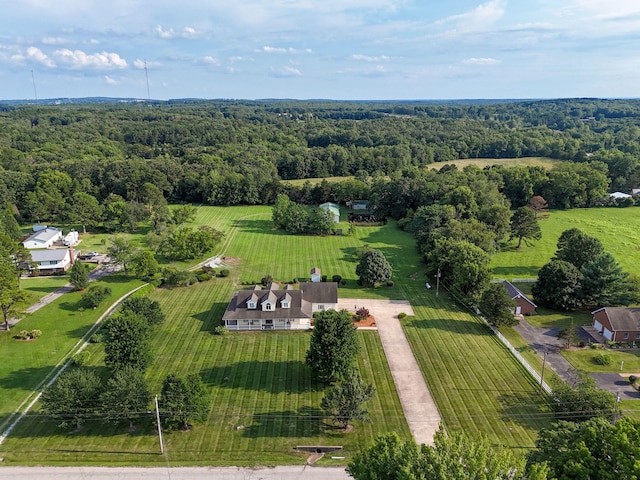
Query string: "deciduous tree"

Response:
xmin=128 ymin=249 xmax=159 ymax=278
xmin=532 ymin=260 xmax=583 ymax=310
xmin=160 ymin=373 xmax=210 ymax=430
xmin=0 ymin=255 xmax=24 ymax=331
xmin=120 ymin=296 xmax=165 ymax=327
xmin=107 ymin=235 xmax=135 ymax=274
xmin=100 ymin=366 xmax=151 ymax=427
xmin=306 ymin=309 xmax=359 ymax=381
xmin=555 ymin=228 xmax=604 ymax=270
xmin=478 ymin=282 xmax=517 ymax=327
xmin=104 ymin=311 xmax=153 ymax=371
xmin=81 ymin=284 xmax=112 ymax=309
xmin=510 ymin=206 xmax=542 ymax=248
xmin=551 ymin=369 xmax=615 ymax=422
xmin=40 ymin=368 xmax=103 ymax=429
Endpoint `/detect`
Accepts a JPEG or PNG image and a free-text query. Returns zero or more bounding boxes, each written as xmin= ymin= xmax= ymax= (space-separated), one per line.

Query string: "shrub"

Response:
xmin=292 ymin=278 xmax=298 ymax=284
xmin=356 ymin=307 xmax=370 ymax=320
xmin=15 ymin=330 xmax=30 ymax=340
xmin=386 ymin=280 xmax=394 ymax=287
xmin=629 ymin=375 xmax=638 ymax=385
xmin=219 ymin=269 xmax=230 ymax=277
xmin=214 ymin=325 xmax=228 ymax=336
xmin=332 ymin=275 xmax=342 ymax=283
xmin=15 ymin=329 xmax=42 ymax=340
xmin=593 ymin=353 xmax=612 ymax=365
xmin=82 ymin=284 xmax=112 ymax=309
xmin=397 ymin=312 xmax=407 ymax=319
xmin=321 ymin=275 xmax=328 ymax=282
xmin=341 ymin=279 xmax=346 ymax=286
xmin=89 ymin=333 xmax=104 ymax=344
xmin=29 ymin=329 xmax=42 ymax=338
xmin=71 ymin=351 xmax=91 ymax=367
xmin=197 ymin=273 xmax=212 ymax=282
xmin=163 ymin=268 xmax=198 ymax=287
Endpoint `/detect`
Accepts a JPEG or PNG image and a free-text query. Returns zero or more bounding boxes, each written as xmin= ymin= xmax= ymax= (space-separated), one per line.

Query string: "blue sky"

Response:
xmin=1 ymin=0 xmax=639 ymax=100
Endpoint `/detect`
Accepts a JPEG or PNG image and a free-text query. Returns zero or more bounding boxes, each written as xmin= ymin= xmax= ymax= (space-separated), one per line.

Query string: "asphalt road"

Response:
xmin=0 ymin=466 xmax=351 ymax=479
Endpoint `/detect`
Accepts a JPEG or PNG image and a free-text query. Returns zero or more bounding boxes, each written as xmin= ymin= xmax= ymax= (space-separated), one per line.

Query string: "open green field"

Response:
xmin=1 ymin=205 xmax=555 ymax=465
xmin=0 ymin=276 xmax=144 ymax=430
xmin=492 ymin=207 xmax=640 ymax=279
xmin=1 ymin=278 xmax=410 ymax=465
xmin=19 ymin=276 xmax=71 ymax=305
xmin=400 ymin=288 xmax=552 ymax=452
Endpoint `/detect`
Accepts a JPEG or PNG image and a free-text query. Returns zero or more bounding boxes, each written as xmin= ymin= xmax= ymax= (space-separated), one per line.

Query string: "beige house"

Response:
xmin=222 ymin=281 xmax=338 ymax=331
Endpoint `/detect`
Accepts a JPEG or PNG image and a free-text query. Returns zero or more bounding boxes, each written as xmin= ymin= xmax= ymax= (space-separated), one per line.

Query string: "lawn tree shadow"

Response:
xmin=242 ymin=406 xmax=324 ymax=438
xmin=233 ymin=219 xmax=288 ymax=236
xmin=497 ymin=391 xmax=553 ymax=431
xmin=200 ymin=360 xmax=324 ymax=394
xmin=491 ymin=266 xmax=539 ymax=278
xmin=0 ymin=365 xmax=57 ymax=390
xmin=192 ymin=303 xmax=226 ymax=332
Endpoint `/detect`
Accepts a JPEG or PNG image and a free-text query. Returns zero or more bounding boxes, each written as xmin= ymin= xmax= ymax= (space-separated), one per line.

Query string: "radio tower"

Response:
xmin=31 ymin=70 xmax=38 ymax=102
xmin=144 ymin=59 xmax=150 ymax=100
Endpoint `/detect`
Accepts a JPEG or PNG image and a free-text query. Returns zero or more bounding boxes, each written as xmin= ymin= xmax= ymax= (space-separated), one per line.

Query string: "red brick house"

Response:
xmin=592 ymin=307 xmax=640 ymax=343
xmin=502 ymin=280 xmax=537 ymax=315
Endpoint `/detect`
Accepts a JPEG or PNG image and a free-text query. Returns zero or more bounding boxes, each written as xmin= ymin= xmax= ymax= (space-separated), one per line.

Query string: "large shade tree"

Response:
xmin=160 ymin=373 xmax=210 ymax=431
xmin=532 ymin=259 xmax=583 ymax=310
xmin=306 ymin=309 xmax=359 ymax=381
xmin=478 ymin=282 xmax=517 ymax=327
xmin=356 ymin=248 xmax=392 ymax=287
xmin=321 ymin=370 xmax=376 ymax=430
xmin=509 ymin=206 xmax=541 ymax=248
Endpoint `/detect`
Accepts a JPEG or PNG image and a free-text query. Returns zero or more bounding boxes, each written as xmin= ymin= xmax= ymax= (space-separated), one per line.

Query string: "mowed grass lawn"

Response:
xmin=491 ymin=207 xmax=640 ymax=279
xmin=399 ymin=282 xmax=552 ymax=452
xmin=2 ymin=206 xmax=553 ymax=464
xmin=2 ymin=279 xmax=409 ymax=466
xmin=0 ymin=276 xmax=144 ymax=431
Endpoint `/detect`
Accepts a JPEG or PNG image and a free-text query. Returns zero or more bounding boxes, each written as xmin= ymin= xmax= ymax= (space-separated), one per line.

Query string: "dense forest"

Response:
xmin=1 ymin=98 xmax=640 ymax=226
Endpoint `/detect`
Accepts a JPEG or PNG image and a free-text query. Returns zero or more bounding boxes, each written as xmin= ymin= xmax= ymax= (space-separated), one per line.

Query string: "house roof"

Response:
xmin=299 ymin=282 xmax=338 ymax=304
xmin=610 ymin=191 xmax=632 ymax=199
xmin=593 ymin=307 xmax=640 ymax=332
xmin=502 ymin=280 xmax=537 ymax=308
xmin=319 ymin=202 xmax=340 ymax=215
xmin=30 ymin=248 xmax=69 ymax=262
xmin=23 ymin=228 xmax=61 ymax=245
xmin=222 ymin=282 xmax=338 ymax=321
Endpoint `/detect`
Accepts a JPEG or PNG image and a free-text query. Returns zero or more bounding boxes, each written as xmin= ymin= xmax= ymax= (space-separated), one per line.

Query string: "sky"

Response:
xmin=1 ymin=0 xmax=640 ymax=100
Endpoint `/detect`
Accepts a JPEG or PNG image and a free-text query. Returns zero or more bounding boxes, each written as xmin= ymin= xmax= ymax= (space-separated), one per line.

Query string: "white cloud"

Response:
xmin=133 ymin=59 xmax=161 ymax=69
xmin=11 ymin=46 xmax=56 ymax=67
xmin=155 ymin=25 xmax=198 ymax=39
xmin=104 ymin=75 xmax=118 ymax=85
xmin=351 ymin=54 xmax=390 ymax=62
xmin=270 ymin=66 xmax=302 ymax=77
xmin=42 ymin=37 xmax=67 ymax=45
xmin=54 ymin=49 xmax=127 ymax=70
xmin=439 ymin=0 xmax=506 ymax=31
xmin=202 ymin=55 xmax=220 ymax=66
xmin=463 ymin=57 xmax=501 ymax=65
xmin=87 ymin=38 xmax=100 ymax=45
xmin=261 ymin=46 xmax=312 ymax=54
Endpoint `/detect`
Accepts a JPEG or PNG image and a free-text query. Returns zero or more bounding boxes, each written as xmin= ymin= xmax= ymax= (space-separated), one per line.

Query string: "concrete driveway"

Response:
xmin=337 ymin=299 xmax=441 ymax=446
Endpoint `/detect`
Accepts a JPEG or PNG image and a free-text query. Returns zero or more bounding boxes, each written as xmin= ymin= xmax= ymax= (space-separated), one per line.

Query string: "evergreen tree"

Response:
xmin=321 ymin=370 xmax=376 ymax=430
xmin=356 ymin=249 xmax=392 ymax=287
xmin=69 ymin=259 xmax=89 ymax=291
xmin=509 ymin=206 xmax=541 ymax=248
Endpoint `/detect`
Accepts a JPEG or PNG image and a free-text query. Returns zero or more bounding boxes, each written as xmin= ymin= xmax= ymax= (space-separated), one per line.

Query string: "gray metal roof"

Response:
xmin=23 ymin=228 xmax=61 ymax=244
xmin=596 ymin=307 xmax=640 ymax=332
xmin=502 ymin=280 xmax=537 ymax=307
xmin=30 ymin=248 xmax=69 ymax=262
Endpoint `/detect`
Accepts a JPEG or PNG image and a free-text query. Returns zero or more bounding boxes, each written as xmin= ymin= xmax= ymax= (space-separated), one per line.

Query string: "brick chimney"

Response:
xmin=68 ymin=246 xmax=75 ymax=265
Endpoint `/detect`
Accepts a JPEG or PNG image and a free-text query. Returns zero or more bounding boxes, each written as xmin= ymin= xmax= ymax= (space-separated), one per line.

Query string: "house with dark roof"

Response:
xmin=222 ymin=281 xmax=338 ymax=330
xmin=502 ymin=280 xmax=537 ymax=315
xmin=592 ymin=307 xmax=640 ymax=342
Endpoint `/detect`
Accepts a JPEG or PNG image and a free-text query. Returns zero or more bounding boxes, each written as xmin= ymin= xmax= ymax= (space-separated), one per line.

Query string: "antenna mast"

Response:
xmin=144 ymin=59 xmax=150 ymax=100
xmin=31 ymin=70 xmax=38 ymax=102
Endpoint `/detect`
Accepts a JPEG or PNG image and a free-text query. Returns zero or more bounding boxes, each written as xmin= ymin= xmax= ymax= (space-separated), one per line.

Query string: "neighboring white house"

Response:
xmin=29 ymin=248 xmax=73 ymax=275
xmin=222 ymin=281 xmax=339 ymax=331
xmin=22 ymin=228 xmax=63 ymax=249
xmin=319 ymin=202 xmax=340 ymax=223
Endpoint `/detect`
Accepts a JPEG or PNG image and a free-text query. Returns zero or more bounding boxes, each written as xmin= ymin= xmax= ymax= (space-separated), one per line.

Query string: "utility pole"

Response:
xmin=435 ymin=268 xmax=441 ymax=297
xmin=144 ymin=59 xmax=150 ymax=100
xmin=540 ymin=349 xmax=548 ymax=391
xmin=155 ymin=394 xmax=164 ymax=454
xmin=31 ymin=70 xmax=38 ymax=102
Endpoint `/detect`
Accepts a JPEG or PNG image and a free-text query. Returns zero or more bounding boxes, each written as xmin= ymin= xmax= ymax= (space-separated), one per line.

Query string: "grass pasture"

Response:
xmin=492 ymin=207 xmax=640 ymax=279
xmin=1 ymin=205 xmax=556 ymax=465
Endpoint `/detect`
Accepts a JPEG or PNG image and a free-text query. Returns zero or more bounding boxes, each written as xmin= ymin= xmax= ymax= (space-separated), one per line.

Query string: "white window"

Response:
xmin=281 ymin=301 xmax=290 ymax=309
xmin=227 ymin=320 xmax=237 ymax=326
xmin=247 ymin=301 xmax=255 ymax=309
xmin=243 ymin=320 xmax=250 ymax=324
xmin=264 ymin=303 xmax=273 ymax=311
xmin=624 ymin=333 xmax=629 ymax=340
xmin=318 ymin=304 xmax=325 ymax=311
xmin=278 ymin=319 xmax=286 ymax=323
xmin=636 ymin=333 xmax=640 ymax=340
xmin=250 ymin=320 xmax=260 ymax=325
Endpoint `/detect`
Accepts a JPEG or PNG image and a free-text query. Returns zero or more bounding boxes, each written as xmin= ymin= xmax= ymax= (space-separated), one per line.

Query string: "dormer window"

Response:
xmin=281 ymin=300 xmax=290 ymax=309
xmin=264 ymin=302 xmax=273 ymax=311
xmin=247 ymin=301 xmax=256 ymax=309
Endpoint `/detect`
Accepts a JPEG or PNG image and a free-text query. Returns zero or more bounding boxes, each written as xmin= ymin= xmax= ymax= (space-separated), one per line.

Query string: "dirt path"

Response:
xmin=337 ymin=299 xmax=441 ymax=445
